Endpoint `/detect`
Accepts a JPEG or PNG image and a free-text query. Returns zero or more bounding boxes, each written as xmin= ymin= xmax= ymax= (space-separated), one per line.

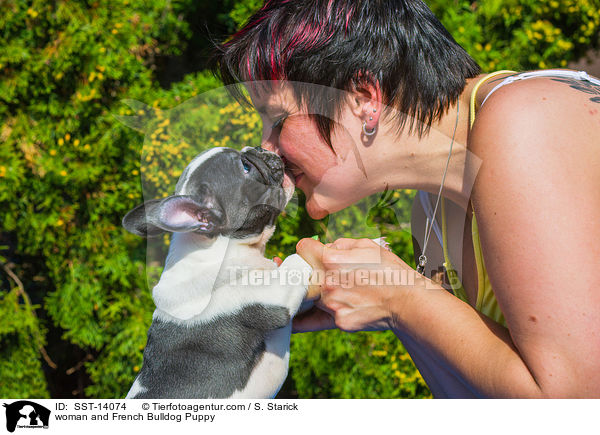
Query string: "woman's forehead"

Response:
xmin=246 ymin=82 xmax=298 ymax=114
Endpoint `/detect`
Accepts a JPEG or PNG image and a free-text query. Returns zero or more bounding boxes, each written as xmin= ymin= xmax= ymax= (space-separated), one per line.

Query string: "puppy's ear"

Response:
xmin=122 ymin=193 xmax=225 ymax=238
xmin=156 ymin=195 xmax=225 ymax=234
xmin=122 ymin=199 xmax=166 ymax=237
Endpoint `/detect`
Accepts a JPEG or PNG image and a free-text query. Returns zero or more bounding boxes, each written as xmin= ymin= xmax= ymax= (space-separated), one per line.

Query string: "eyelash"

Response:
xmin=271 ymin=115 xmax=288 ymax=130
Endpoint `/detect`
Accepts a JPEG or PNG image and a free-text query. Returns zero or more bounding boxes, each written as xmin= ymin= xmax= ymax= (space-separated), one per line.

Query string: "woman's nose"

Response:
xmin=261 ymin=132 xmax=281 ymax=156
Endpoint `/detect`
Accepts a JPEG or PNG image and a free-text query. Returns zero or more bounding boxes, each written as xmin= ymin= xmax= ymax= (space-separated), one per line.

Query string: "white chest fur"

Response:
xmin=130 ymin=231 xmax=311 ymax=399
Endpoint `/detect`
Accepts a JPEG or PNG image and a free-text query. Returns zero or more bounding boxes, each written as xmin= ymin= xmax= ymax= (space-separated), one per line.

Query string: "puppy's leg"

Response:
xmin=277 ymin=253 xmax=312 ymax=317
xmin=238 ymin=304 xmax=291 ymax=330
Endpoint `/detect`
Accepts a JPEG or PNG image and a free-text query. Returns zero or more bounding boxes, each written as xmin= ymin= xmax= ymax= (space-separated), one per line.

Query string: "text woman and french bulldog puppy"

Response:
xmin=122 ymin=146 xmax=312 ymax=399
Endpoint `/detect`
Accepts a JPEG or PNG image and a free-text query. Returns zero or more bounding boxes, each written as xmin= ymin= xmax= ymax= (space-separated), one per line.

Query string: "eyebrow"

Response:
xmin=254 ymin=104 xmax=286 ymax=118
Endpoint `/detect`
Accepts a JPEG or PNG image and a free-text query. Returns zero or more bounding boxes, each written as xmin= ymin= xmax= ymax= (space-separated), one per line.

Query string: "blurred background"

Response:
xmin=1 ymin=0 xmax=599 ymax=399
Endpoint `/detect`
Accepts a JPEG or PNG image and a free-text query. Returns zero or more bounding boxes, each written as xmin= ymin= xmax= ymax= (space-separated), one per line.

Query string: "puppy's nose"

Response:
xmin=245 ymin=147 xmax=284 ymax=185
xmin=263 ymin=153 xmax=284 ymax=185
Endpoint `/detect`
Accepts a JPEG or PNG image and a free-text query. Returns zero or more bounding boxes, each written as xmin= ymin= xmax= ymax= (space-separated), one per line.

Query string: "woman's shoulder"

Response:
xmin=469 ymin=69 xmax=600 ymax=172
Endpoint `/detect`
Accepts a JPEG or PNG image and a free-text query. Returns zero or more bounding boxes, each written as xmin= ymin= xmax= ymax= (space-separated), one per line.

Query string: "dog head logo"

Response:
xmin=3 ymin=401 xmax=50 ymax=432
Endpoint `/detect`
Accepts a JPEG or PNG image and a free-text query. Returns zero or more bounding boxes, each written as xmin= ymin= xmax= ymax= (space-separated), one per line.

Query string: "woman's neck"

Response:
xmin=363 ymin=75 xmax=488 ymax=210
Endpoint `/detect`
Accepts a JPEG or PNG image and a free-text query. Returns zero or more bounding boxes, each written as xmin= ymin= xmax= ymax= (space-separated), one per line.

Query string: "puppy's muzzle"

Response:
xmin=244 ymin=147 xmax=285 ymax=186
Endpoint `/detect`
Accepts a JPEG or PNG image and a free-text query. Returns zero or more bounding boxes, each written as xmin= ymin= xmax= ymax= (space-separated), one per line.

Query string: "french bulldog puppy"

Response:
xmin=123 ymin=146 xmax=311 ymax=399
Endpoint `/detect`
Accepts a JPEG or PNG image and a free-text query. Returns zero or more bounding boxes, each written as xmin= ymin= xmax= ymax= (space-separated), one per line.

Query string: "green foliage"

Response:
xmin=228 ymin=0 xmax=264 ymax=28
xmin=0 ymin=0 xmax=203 ymax=398
xmin=1 ymin=0 xmax=598 ymax=399
xmin=0 ymin=278 xmax=49 ymax=398
xmin=290 ymin=330 xmax=431 ymax=398
xmin=429 ymin=0 xmax=600 ymax=71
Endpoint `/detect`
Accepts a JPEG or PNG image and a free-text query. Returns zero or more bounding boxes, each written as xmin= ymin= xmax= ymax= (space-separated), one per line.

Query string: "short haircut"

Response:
xmin=212 ymin=0 xmax=480 ymax=145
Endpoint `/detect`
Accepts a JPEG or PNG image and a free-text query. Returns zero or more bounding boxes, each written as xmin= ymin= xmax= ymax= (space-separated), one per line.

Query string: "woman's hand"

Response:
xmin=293 ymin=237 xmax=423 ymax=333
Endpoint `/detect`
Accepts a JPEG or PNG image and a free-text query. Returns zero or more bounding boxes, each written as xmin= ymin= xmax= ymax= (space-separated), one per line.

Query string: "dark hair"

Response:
xmin=212 ymin=0 xmax=480 ymax=145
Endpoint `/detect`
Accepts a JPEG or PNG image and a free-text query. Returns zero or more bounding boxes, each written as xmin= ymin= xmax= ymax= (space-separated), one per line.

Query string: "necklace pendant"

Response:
xmin=417 ymin=254 xmax=427 ymax=274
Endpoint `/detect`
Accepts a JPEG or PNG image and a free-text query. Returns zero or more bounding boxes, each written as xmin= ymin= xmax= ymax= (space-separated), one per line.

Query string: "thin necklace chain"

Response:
xmin=417 ymin=100 xmax=460 ymax=275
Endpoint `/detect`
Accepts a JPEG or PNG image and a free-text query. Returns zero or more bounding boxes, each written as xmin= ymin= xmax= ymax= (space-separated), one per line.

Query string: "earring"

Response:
xmin=362 ymin=121 xmax=376 ymax=136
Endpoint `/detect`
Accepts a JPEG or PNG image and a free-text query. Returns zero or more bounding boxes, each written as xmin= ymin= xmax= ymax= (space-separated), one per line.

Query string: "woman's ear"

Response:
xmin=349 ymin=78 xmax=383 ymax=130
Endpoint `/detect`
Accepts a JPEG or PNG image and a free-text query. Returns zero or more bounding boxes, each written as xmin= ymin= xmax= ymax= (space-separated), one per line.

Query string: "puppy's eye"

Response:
xmin=242 ymin=161 xmax=252 ymax=173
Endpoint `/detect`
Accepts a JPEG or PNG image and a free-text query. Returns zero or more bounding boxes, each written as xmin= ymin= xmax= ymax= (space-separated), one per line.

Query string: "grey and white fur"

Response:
xmin=122 ymin=146 xmax=311 ymax=399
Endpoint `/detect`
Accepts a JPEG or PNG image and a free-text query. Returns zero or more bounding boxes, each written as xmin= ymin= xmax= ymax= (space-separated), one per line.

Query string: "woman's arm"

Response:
xmin=391 ymin=327 xmax=482 ymax=398
xmin=465 ymin=80 xmax=600 ymax=397
xmin=295 ymin=237 xmax=546 ymax=397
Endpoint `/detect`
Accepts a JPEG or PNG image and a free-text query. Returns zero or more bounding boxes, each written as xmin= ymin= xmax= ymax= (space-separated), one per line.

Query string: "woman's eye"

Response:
xmin=271 ymin=115 xmax=288 ymax=130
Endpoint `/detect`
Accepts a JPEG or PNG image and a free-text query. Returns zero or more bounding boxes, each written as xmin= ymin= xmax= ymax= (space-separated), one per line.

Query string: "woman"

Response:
xmin=213 ymin=0 xmax=600 ymax=397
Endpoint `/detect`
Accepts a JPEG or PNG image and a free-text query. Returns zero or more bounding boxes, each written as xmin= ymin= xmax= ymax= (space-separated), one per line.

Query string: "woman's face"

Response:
xmin=249 ymin=84 xmax=372 ymax=219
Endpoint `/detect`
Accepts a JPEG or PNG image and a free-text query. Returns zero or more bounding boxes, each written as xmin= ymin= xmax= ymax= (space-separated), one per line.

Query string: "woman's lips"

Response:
xmin=281 ymin=155 xmax=303 ymax=186
xmin=282 ymin=169 xmax=295 ymax=189
xmin=282 ymin=168 xmax=295 ymax=198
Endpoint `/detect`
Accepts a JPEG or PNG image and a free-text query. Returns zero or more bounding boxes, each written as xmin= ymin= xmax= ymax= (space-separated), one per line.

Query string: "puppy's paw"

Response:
xmin=279 ymin=253 xmax=312 ymax=273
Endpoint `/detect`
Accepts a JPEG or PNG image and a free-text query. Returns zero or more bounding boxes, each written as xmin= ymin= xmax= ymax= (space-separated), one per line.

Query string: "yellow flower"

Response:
xmin=60 ymin=170 xmax=67 ymax=177
xmin=112 ymin=29 xmax=118 ymax=34
xmin=133 ymin=366 xmax=140 ymax=372
xmin=58 ymin=138 xmax=64 ymax=146
xmin=99 ymin=47 xmax=106 ymax=53
xmin=49 ymin=149 xmax=57 ymax=156
xmin=27 ymin=8 xmax=38 ymax=18
xmin=97 ymin=65 xmax=106 ymax=72
xmin=56 ymin=219 xmax=64 ymax=226
xmin=73 ymin=139 xmax=80 ymax=147
xmin=132 ymin=169 xmax=139 ymax=175
xmin=83 ymin=144 xmax=91 ymax=151
xmin=65 ymin=133 xmax=71 ymax=141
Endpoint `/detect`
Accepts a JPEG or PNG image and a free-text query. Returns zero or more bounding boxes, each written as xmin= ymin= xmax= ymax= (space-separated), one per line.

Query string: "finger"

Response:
xmin=322 ymin=245 xmax=383 ymax=266
xmin=292 ymin=306 xmax=336 ymax=333
xmin=296 ymin=238 xmax=325 ymax=269
xmin=306 ymin=275 xmax=322 ymax=301
xmin=329 ymin=238 xmax=379 ymax=250
xmin=273 ymin=256 xmax=283 ymax=266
